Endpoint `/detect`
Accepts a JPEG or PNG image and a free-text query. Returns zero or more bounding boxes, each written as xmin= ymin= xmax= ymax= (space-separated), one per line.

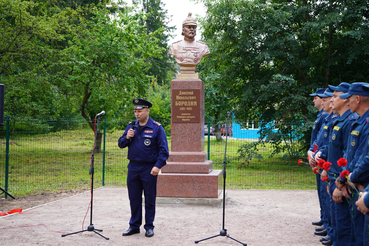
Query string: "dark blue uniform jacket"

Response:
xmin=350 ymin=112 xmax=369 ymax=188
xmin=310 ymin=109 xmax=328 ymax=146
xmin=319 ymin=109 xmax=355 ymax=180
xmin=310 ymin=112 xmax=335 ymax=152
xmin=118 ymin=117 xmax=169 ymax=169
xmin=345 ymin=111 xmax=369 ymax=173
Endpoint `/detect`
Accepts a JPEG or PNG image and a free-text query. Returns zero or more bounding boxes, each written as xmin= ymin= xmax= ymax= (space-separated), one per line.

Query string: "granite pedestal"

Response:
xmin=157 ymin=77 xmax=222 ymax=198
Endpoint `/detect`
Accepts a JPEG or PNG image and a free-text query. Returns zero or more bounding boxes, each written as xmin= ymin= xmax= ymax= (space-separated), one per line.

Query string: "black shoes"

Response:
xmin=122 ymin=227 xmax=154 ymax=237
xmin=320 ymin=235 xmax=330 ymax=242
xmin=315 ymin=225 xmax=326 ymax=231
xmin=145 ymin=228 xmax=154 ymax=237
xmin=312 ymin=220 xmax=324 ymax=226
xmin=314 ymin=229 xmax=327 ymax=236
xmin=322 ymin=240 xmax=333 ymax=245
xmin=122 ymin=228 xmax=140 ymax=236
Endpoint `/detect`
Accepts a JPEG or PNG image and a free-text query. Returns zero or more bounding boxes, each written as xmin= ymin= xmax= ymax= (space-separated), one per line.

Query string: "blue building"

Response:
xmin=232 ymin=121 xmax=277 ymax=139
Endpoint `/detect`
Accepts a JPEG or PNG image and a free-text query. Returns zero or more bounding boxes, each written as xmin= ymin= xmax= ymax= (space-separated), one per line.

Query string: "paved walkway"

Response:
xmin=0 ymin=187 xmax=322 ymax=246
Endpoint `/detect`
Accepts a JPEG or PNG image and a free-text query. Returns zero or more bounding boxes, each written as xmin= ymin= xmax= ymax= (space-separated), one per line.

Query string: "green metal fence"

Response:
xmin=0 ymin=117 xmax=315 ymax=197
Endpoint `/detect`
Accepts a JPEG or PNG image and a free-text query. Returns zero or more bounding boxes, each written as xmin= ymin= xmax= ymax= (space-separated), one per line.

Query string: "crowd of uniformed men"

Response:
xmin=308 ymin=82 xmax=369 ymax=246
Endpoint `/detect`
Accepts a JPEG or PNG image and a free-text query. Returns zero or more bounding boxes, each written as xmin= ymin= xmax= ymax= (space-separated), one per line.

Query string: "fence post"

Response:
xmin=102 ymin=118 xmax=106 ymax=186
xmin=5 ymin=116 xmax=10 ymax=198
xmin=207 ymin=119 xmax=210 ymax=160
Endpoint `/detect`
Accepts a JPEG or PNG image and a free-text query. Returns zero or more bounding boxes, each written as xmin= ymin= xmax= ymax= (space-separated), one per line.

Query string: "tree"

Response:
xmin=0 ymin=0 xmax=81 ymax=123
xmin=133 ymin=0 xmax=177 ymax=84
xmin=1 ymin=1 xmax=164 ymax=151
xmin=198 ymin=0 xmax=369 ymax=157
xmin=146 ymin=79 xmax=171 ymax=134
xmin=52 ymin=4 xmax=163 ymax=150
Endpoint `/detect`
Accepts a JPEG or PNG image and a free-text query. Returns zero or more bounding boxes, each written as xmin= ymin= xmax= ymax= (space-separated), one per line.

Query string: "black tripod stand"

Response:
xmin=195 ymin=111 xmax=247 ymax=246
xmin=0 ymin=187 xmax=15 ymax=199
xmin=62 ymin=113 xmax=109 ymax=240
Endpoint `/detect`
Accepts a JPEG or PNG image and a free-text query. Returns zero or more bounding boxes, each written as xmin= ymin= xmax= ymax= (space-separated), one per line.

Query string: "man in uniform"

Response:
xmin=315 ymin=82 xmax=355 ymax=246
xmin=308 ymin=87 xmax=327 ymax=228
xmin=340 ymin=83 xmax=369 ymax=245
xmin=118 ymin=98 xmax=169 ymax=238
xmin=309 ymin=88 xmax=335 ymax=243
xmin=337 ymin=82 xmax=369 ymax=246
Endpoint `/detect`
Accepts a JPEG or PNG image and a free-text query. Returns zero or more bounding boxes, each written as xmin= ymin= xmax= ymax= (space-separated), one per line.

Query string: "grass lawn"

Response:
xmin=0 ymin=129 xmax=316 ymax=197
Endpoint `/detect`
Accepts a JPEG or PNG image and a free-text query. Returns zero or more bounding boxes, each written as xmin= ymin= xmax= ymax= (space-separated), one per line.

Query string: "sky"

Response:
xmin=161 ymin=0 xmax=206 ymax=44
xmin=125 ymin=0 xmax=206 ymax=44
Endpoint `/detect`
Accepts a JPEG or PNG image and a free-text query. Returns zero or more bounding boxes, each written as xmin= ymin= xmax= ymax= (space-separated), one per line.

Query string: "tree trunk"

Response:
xmin=95 ymin=130 xmax=103 ymax=153
xmin=214 ymin=124 xmax=223 ymax=141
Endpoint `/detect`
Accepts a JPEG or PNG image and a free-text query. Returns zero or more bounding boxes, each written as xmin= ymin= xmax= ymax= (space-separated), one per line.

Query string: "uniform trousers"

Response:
xmin=317 ymin=174 xmax=326 ymax=223
xmin=329 ymin=180 xmax=353 ymax=246
xmin=127 ymin=162 xmax=157 ymax=230
xmin=349 ymin=190 xmax=365 ymax=246
xmin=321 ymin=180 xmax=333 ymax=239
xmin=364 ymin=215 xmax=369 ymax=245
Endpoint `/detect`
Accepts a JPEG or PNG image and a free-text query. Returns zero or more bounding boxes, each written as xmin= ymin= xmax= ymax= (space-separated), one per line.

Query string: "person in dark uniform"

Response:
xmin=118 ymin=98 xmax=169 ymax=238
xmin=337 ymin=82 xmax=369 ymax=246
xmin=315 ymin=82 xmax=356 ymax=246
xmin=307 ymin=87 xmax=327 ymax=229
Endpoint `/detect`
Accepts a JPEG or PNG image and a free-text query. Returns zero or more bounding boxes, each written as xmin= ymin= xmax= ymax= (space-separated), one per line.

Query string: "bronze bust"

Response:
xmin=169 ymin=13 xmax=210 ymax=78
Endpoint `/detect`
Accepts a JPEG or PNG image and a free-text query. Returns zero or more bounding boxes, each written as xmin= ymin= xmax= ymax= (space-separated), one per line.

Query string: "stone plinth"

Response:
xmin=157 ymin=170 xmax=222 ymax=198
xmin=157 ymin=76 xmax=222 ymax=199
xmin=170 ymin=79 xmax=204 ymax=152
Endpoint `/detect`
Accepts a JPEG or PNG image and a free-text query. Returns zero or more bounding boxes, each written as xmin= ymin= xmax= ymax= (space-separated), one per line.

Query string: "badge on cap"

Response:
xmin=133 ymin=98 xmax=152 ymax=109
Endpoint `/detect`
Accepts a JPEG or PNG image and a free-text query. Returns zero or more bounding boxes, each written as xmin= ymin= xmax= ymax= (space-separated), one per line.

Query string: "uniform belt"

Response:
xmin=130 ymin=161 xmax=156 ymax=165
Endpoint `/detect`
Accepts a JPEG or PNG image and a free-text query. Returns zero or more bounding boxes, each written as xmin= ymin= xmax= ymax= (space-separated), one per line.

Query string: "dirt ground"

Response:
xmin=0 ymin=187 xmax=324 ymax=246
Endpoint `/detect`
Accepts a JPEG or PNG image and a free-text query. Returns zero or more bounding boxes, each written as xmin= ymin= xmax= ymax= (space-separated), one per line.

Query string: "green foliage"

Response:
xmin=0 ymin=0 xmax=72 ymax=119
xmin=133 ymin=0 xmax=177 ymax=84
xmin=1 ymin=0 xmax=165 ymax=133
xmin=146 ymin=79 xmax=171 ymax=135
xmin=198 ymin=0 xmax=369 ymax=156
xmin=54 ymin=4 xmax=163 ymax=131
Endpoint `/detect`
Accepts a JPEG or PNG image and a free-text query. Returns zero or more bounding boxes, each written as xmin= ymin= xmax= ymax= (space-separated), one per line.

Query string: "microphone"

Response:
xmin=96 ymin=110 xmax=105 ymax=117
xmin=131 ymin=120 xmax=138 ymax=132
xmin=129 ymin=120 xmax=137 ymax=142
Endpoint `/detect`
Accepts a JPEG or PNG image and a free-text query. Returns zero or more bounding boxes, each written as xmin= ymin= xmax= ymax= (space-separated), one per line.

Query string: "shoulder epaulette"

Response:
xmin=366 ymin=117 xmax=369 ymax=124
xmin=197 ymin=41 xmax=207 ymax=45
xmin=153 ymin=121 xmax=161 ymax=126
xmin=172 ymin=40 xmax=182 ymax=44
xmin=349 ymin=114 xmax=359 ymax=121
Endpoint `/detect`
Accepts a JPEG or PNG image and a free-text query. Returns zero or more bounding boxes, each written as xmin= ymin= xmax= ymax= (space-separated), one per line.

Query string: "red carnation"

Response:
xmin=298 ymin=159 xmax=303 ymax=165
xmin=313 ymin=167 xmax=320 ymax=174
xmin=323 ymin=161 xmax=332 ymax=171
xmin=322 ymin=177 xmax=328 ymax=182
xmin=337 ymin=158 xmax=348 ymax=167
xmin=317 ymin=159 xmax=325 ymax=168
xmin=340 ymin=170 xmax=350 ymax=179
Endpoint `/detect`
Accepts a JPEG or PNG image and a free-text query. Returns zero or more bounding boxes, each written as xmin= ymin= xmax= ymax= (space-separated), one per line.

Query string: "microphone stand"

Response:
xmin=195 ymin=111 xmax=247 ymax=246
xmin=62 ymin=114 xmax=109 ymax=240
xmin=0 ymin=187 xmax=15 ymax=199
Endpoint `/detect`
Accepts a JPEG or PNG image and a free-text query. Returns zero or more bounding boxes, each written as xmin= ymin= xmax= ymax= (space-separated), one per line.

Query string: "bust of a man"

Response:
xmin=169 ymin=13 xmax=210 ymax=78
